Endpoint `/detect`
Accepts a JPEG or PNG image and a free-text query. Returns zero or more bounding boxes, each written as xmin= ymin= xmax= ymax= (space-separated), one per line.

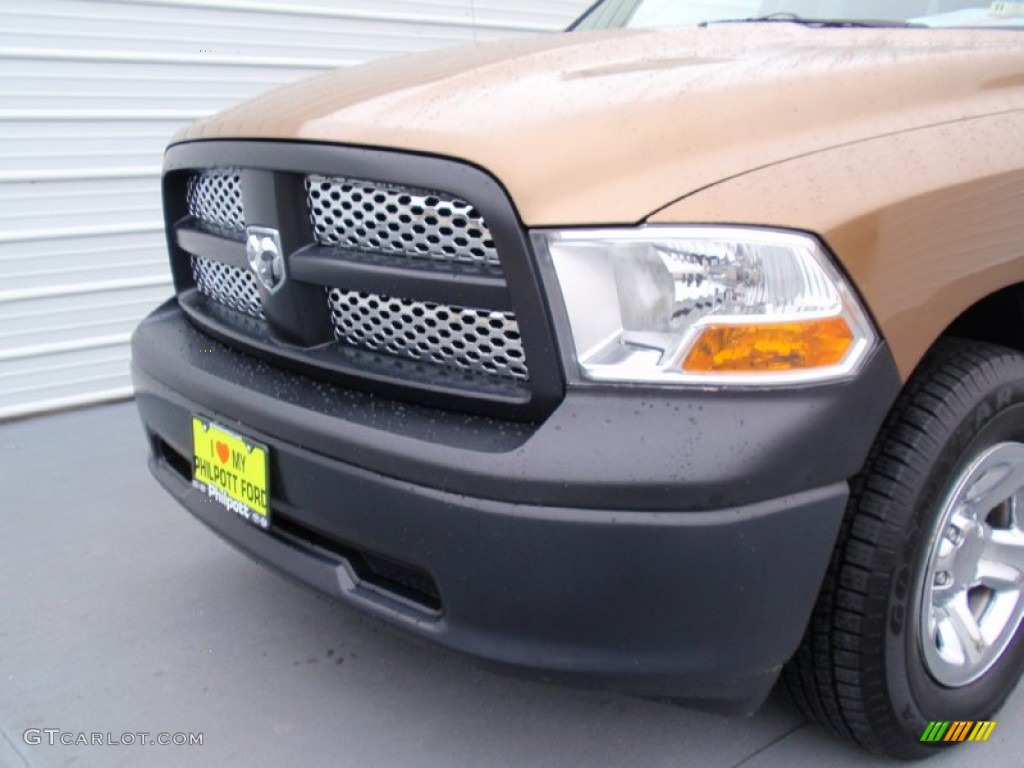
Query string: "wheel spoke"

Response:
xmin=1010 ymin=489 xmax=1024 ymax=527
xmin=965 ymin=460 xmax=1024 ymax=519
xmin=935 ymin=611 xmax=967 ymax=665
xmin=970 ymin=565 xmax=1019 ymax=593
xmin=944 ymin=594 xmax=986 ymax=665
xmin=982 ymin=527 xmax=1024 ymax=581
xmin=977 ymin=558 xmax=1024 ymax=591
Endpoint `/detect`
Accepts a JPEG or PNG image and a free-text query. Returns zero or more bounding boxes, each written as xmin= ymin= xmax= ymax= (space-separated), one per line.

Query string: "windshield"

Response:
xmin=571 ymin=1 xmax=1024 ymax=30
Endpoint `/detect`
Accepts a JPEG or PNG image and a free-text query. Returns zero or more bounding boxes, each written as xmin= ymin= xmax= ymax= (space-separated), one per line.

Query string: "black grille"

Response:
xmin=163 ymin=141 xmax=563 ymax=420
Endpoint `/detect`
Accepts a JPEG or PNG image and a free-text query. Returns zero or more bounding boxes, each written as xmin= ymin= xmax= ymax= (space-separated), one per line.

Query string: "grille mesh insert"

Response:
xmin=190 ymin=255 xmax=264 ymax=319
xmin=326 ymin=288 xmax=528 ymax=381
xmin=306 ymin=175 xmax=500 ymax=269
xmin=187 ymin=169 xmax=245 ymax=232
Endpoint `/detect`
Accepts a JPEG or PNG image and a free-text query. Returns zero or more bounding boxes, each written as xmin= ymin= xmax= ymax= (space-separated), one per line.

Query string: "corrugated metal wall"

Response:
xmin=0 ymin=0 xmax=590 ymax=420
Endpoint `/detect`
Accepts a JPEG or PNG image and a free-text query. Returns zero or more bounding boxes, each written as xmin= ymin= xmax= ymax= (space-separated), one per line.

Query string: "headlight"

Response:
xmin=533 ymin=226 xmax=876 ymax=385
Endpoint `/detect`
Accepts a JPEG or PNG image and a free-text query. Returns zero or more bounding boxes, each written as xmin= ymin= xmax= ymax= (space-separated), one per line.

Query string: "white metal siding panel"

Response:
xmin=0 ymin=0 xmax=590 ymax=420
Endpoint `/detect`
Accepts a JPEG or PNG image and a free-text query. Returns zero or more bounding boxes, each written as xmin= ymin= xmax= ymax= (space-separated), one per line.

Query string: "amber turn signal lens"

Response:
xmin=682 ymin=317 xmax=855 ymax=373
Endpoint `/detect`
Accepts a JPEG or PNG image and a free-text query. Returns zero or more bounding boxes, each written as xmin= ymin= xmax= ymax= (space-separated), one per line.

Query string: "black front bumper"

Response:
xmin=132 ymin=300 xmax=900 ymax=712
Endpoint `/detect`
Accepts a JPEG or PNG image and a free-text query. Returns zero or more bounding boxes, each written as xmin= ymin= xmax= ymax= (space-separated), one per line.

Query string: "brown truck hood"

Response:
xmin=176 ymin=26 xmax=1024 ymax=226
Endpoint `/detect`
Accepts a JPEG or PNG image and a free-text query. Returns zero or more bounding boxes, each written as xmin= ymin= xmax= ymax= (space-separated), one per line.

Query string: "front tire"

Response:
xmin=785 ymin=338 xmax=1024 ymax=758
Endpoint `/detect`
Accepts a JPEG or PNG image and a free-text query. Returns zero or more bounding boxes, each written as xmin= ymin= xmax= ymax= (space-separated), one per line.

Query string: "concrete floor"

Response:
xmin=1 ymin=402 xmax=1021 ymax=768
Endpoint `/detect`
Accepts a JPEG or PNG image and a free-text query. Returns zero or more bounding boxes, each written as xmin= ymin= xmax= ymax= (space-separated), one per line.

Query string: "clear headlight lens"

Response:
xmin=533 ymin=226 xmax=875 ymax=385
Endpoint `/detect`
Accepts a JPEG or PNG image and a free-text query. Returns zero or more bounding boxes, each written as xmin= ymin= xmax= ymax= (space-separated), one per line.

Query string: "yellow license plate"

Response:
xmin=191 ymin=417 xmax=270 ymax=529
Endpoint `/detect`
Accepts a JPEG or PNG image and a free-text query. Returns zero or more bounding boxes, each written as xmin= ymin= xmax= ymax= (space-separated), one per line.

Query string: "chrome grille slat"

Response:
xmin=326 ymin=288 xmax=529 ymax=381
xmin=187 ymin=169 xmax=245 ymax=232
xmin=190 ymin=255 xmax=264 ymax=319
xmin=306 ymin=175 xmax=500 ymax=269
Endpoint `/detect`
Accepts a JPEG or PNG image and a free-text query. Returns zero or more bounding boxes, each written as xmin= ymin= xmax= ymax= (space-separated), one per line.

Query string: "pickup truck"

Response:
xmin=131 ymin=0 xmax=1024 ymax=758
